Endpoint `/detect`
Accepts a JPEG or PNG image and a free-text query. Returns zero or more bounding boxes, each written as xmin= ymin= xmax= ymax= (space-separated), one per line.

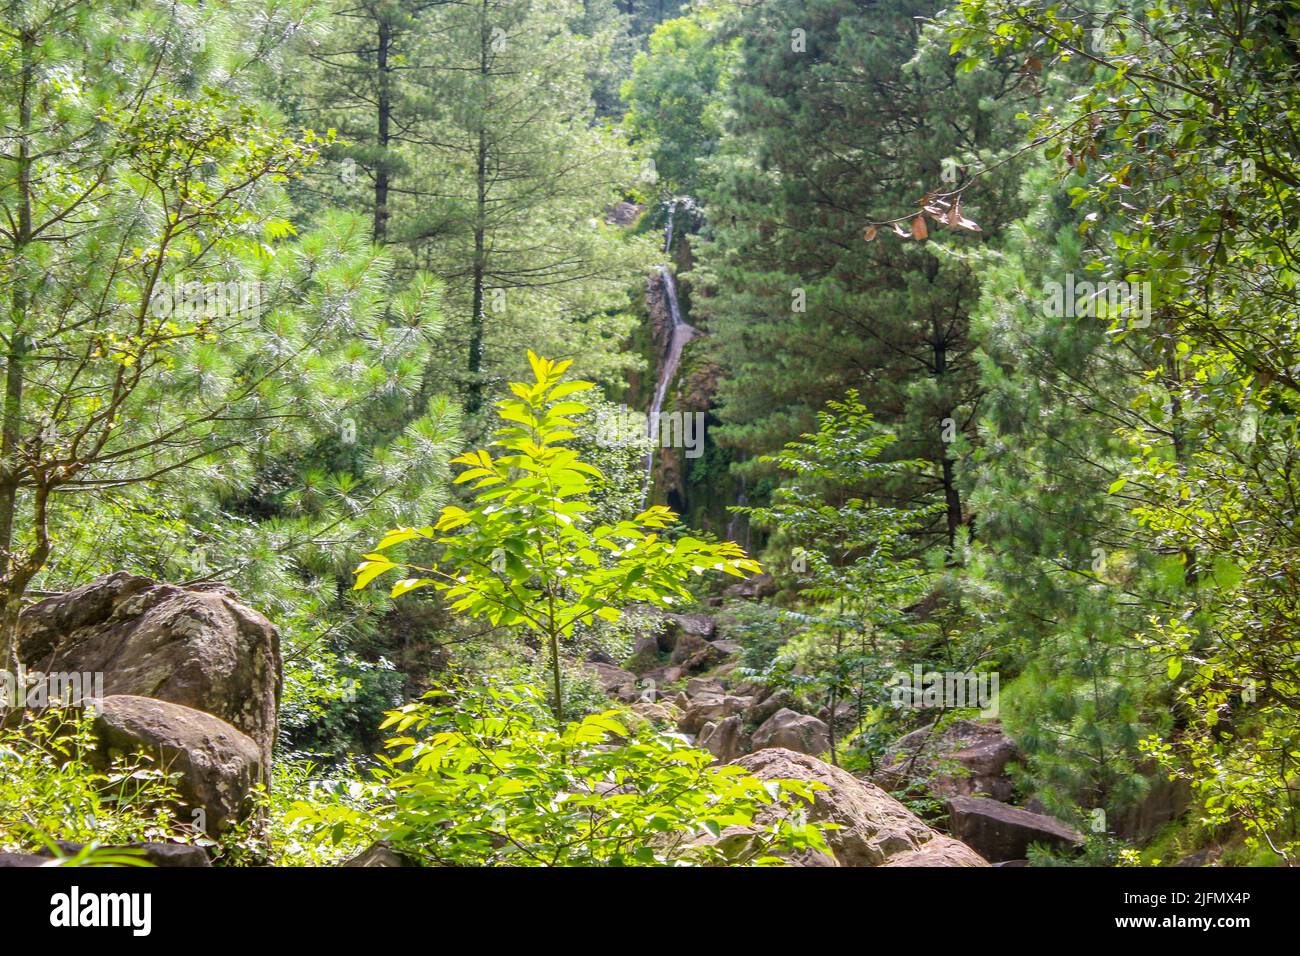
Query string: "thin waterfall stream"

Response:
xmin=643 ymin=199 xmax=698 ymax=501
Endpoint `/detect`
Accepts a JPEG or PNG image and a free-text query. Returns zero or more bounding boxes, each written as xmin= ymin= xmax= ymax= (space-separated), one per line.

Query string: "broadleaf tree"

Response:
xmin=354 ymin=350 xmax=761 ymax=722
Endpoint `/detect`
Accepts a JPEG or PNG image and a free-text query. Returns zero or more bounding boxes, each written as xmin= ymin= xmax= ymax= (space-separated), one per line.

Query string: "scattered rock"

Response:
xmin=685 ymin=676 xmax=724 ymax=698
xmin=1113 ymin=766 xmax=1192 ymax=842
xmin=720 ymin=749 xmax=988 ymax=867
xmin=18 ymin=572 xmax=281 ymax=767
xmin=604 ymin=201 xmax=643 ymax=227
xmin=876 ymin=719 xmax=1020 ymax=802
xmin=752 ymin=708 xmax=831 ymax=758
xmin=745 ymin=688 xmax=794 ymax=727
xmin=628 ymin=699 xmax=680 ymax=726
xmin=711 ymin=661 xmax=739 ymax=681
xmin=699 ymin=716 xmax=750 ymax=763
xmin=668 ymin=633 xmax=726 ymax=672
xmin=678 ymin=694 xmax=752 ymax=735
xmin=667 ymin=612 xmax=715 ymax=640
xmin=627 ymin=634 xmax=662 ymax=673
xmin=585 ymin=662 xmax=637 ymax=699
xmin=623 ymin=606 xmax=714 ymax=658
xmin=343 ymin=842 xmax=414 ymax=867
xmin=817 ymin=700 xmax=856 ymax=727
xmin=946 ymin=795 xmax=1083 ymax=863
xmin=881 ymin=835 xmax=989 ymax=867
xmin=52 ymin=840 xmax=211 ymax=867
xmin=722 ymin=574 xmax=776 ymax=601
xmin=90 ymin=694 xmax=263 ymax=833
xmin=640 ymin=664 xmax=686 ymax=686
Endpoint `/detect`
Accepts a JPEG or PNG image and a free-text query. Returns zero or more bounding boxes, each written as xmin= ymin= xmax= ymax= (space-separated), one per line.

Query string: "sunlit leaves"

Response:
xmin=291 ymin=681 xmax=830 ymax=866
xmin=354 ymin=353 xmax=761 ymax=715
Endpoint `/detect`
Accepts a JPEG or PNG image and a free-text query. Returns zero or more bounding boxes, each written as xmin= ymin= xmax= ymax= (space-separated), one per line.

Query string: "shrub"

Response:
xmin=0 ymin=709 xmax=183 ymax=859
xmin=289 ymin=680 xmax=831 ymax=866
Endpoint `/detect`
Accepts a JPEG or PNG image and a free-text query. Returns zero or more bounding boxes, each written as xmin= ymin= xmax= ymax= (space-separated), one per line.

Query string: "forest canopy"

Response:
xmin=2 ymin=0 xmax=1299 ymax=878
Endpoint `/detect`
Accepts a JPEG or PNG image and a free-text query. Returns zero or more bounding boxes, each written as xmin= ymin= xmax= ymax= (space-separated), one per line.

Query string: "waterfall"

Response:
xmin=643 ymin=199 xmax=698 ymax=502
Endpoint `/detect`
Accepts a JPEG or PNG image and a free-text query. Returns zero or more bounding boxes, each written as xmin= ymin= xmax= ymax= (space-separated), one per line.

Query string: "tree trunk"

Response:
xmin=548 ymin=629 xmax=564 ymax=726
xmin=0 ymin=31 xmax=34 ymax=672
xmin=465 ymin=7 xmax=490 ymax=414
xmin=931 ymin=310 xmax=962 ymax=551
xmin=373 ymin=18 xmax=391 ymax=243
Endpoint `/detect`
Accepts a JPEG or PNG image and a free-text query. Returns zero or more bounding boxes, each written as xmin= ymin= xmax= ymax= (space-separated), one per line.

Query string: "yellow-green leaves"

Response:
xmin=288 ymin=681 xmax=831 ymax=866
xmin=353 ymin=554 xmax=398 ymax=590
xmin=374 ymin=527 xmax=434 ymax=551
xmin=352 ymin=351 xmax=761 ymax=719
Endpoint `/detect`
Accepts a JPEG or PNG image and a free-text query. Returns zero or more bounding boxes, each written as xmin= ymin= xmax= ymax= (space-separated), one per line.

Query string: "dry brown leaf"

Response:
xmin=863 ymin=224 xmax=877 ymax=241
xmin=911 ymin=215 xmax=928 ymax=240
xmin=944 ymin=199 xmax=982 ymax=233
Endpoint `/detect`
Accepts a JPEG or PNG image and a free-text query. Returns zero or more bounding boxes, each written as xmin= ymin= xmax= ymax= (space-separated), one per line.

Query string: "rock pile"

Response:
xmin=8 ymin=572 xmax=282 ymax=859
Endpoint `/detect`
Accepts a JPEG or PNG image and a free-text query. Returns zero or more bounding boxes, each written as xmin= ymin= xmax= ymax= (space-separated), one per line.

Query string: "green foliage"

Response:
xmin=289 ymin=680 xmax=831 ymax=866
xmin=10 ymin=0 xmax=1300 ymax=870
xmin=0 ymin=2 xmax=463 ymax=721
xmin=738 ymin=392 xmax=943 ymax=764
xmin=743 ymin=391 xmax=938 ymax=603
xmin=945 ymin=0 xmax=1300 ymax=860
xmin=287 ymin=0 xmax=655 ymax=409
xmin=0 ymin=709 xmax=183 ymax=858
xmin=224 ymin=756 xmax=374 ymax=867
xmin=691 ymin=0 xmax=1025 ymax=551
xmin=355 ymin=351 xmax=760 ymax=721
xmin=622 ymin=10 xmax=736 ymax=195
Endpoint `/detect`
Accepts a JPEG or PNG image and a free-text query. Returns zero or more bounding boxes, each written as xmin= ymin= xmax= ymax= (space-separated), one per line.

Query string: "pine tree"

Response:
xmin=288 ymin=0 xmax=655 ymax=419
xmin=0 ymin=1 xmax=460 ymax=704
xmin=691 ymin=0 xmax=1024 ymax=549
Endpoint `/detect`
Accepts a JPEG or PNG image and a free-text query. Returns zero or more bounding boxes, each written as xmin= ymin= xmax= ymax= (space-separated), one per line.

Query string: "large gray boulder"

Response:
xmin=752 ymin=708 xmax=831 ymax=758
xmin=722 ymin=573 xmax=776 ymax=601
xmin=881 ymin=835 xmax=989 ymax=867
xmin=698 ymin=716 xmax=750 ymax=763
xmin=685 ymin=676 xmax=724 ymax=698
xmin=715 ymin=749 xmax=989 ymax=867
xmin=876 ymin=720 xmax=1020 ymax=802
xmin=668 ymin=633 xmax=727 ymax=671
xmin=3 ymin=841 xmax=212 ymax=867
xmin=584 ymin=662 xmax=637 ymax=700
xmin=52 ymin=841 xmax=212 ymax=867
xmin=662 ymin=612 xmax=715 ymax=644
xmin=745 ymin=688 xmax=795 ymax=727
xmin=91 ymin=695 xmax=263 ymax=833
xmin=1113 ymin=763 xmax=1192 ymax=842
xmin=946 ymin=795 xmax=1084 ymax=862
xmin=677 ymin=694 xmax=752 ymax=735
xmin=627 ymin=633 xmax=662 ymax=673
xmin=18 ymin=572 xmax=280 ymax=766
xmin=343 ymin=842 xmax=415 ymax=867
xmin=623 ymin=606 xmax=715 ymax=659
